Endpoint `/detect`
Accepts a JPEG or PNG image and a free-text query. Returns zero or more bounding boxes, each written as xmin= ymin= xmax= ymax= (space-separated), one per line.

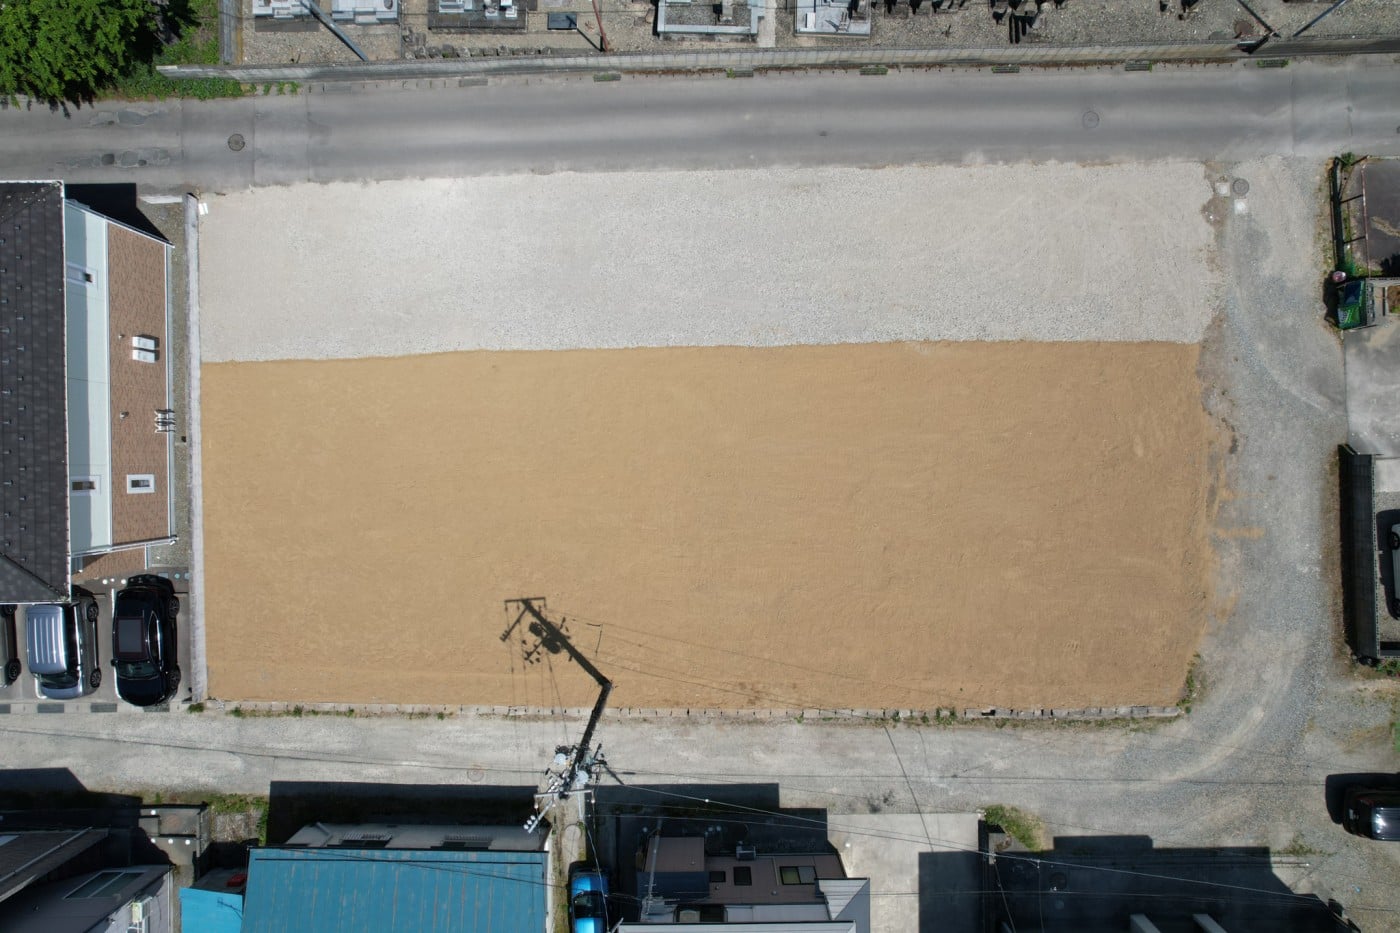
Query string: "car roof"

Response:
xmin=24 ymin=604 xmax=71 ymax=673
xmin=115 ymin=616 xmax=150 ymax=659
xmin=571 ymin=870 xmax=608 ymax=895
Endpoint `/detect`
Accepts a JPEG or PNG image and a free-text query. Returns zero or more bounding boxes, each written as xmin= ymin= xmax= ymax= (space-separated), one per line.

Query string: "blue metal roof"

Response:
xmin=241 ymin=847 xmax=548 ymax=933
xmin=179 ymin=887 xmax=245 ymax=933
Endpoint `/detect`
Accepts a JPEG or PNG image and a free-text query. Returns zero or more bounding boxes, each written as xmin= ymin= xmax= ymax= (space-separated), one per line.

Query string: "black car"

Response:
xmin=1342 ymin=786 xmax=1400 ymax=841
xmin=1 ymin=605 xmax=19 ymax=685
xmin=112 ymin=575 xmax=180 ymax=707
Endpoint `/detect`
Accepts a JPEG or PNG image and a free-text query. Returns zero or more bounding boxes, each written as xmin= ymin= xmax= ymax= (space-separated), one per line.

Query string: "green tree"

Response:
xmin=0 ymin=0 xmax=157 ymax=103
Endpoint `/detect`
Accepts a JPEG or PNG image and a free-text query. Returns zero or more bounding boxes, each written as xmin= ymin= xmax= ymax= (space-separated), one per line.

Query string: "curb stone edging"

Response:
xmin=200 ymin=699 xmax=1182 ymax=722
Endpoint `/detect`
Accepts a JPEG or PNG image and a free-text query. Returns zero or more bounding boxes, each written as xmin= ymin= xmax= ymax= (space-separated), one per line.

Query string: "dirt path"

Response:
xmin=202 ymin=341 xmax=1215 ymax=710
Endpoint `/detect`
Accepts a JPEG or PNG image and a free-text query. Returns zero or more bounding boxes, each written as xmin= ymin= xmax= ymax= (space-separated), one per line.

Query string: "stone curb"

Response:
xmin=161 ymin=35 xmax=1400 ymax=85
xmin=202 ymin=699 xmax=1182 ymax=722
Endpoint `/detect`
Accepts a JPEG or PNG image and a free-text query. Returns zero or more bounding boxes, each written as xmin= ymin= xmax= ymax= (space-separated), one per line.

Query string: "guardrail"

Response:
xmin=166 ymin=34 xmax=1400 ymax=83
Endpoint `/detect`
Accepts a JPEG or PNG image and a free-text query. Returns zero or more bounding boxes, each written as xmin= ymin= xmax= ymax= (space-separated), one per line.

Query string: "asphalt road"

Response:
xmin=0 ymin=57 xmax=1398 ymax=189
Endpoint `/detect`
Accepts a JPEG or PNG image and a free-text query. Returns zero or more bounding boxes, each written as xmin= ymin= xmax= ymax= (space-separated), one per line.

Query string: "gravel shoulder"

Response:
xmin=199 ymin=163 xmax=1218 ymax=361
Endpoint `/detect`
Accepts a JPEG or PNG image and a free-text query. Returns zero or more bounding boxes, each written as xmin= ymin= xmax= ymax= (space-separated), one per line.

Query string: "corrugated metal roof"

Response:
xmin=178 ymin=887 xmax=244 ymax=933
xmin=242 ymin=846 xmax=548 ymax=933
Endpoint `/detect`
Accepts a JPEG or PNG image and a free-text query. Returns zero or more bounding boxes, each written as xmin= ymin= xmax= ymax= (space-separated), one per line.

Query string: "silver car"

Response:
xmin=25 ymin=594 xmax=102 ymax=700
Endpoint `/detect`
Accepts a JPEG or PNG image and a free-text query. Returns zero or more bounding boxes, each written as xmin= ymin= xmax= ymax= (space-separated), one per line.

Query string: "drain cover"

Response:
xmin=228 ymin=133 xmax=246 ymax=152
xmin=1231 ymin=178 xmax=1250 ymax=197
xmin=1082 ymin=111 xmax=1100 ymax=129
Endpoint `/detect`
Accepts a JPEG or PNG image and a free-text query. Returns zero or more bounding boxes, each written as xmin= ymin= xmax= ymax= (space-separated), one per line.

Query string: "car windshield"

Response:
xmin=572 ymin=891 xmax=606 ymax=920
xmin=117 ymin=660 xmax=158 ymax=680
xmin=1375 ymin=808 xmax=1400 ymax=841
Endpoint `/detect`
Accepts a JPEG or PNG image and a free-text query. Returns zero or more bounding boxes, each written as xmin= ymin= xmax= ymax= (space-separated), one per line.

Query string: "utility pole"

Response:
xmin=503 ymin=598 xmax=614 ymax=833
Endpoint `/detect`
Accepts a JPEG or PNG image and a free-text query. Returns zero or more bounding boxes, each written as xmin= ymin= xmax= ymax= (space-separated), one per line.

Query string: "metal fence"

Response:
xmin=1338 ymin=444 xmax=1388 ymax=662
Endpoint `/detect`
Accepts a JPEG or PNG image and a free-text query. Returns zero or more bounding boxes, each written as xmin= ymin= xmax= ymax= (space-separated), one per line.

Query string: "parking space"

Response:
xmin=0 ymin=569 xmax=192 ymax=713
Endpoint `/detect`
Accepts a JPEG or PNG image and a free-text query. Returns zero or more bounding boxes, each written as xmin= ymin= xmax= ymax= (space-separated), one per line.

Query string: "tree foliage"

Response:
xmin=0 ymin=0 xmax=157 ymax=102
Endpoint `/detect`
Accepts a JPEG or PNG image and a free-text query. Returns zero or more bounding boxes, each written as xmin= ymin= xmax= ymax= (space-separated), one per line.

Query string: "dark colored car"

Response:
xmin=1389 ymin=525 xmax=1400 ymax=617
xmin=1343 ymin=786 xmax=1400 ymax=841
xmin=1 ymin=605 xmax=20 ymax=686
xmin=112 ymin=575 xmax=180 ymax=707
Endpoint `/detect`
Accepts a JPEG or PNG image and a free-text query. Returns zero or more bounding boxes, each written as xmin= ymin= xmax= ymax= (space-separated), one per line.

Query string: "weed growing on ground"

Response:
xmin=983 ymin=804 xmax=1044 ymax=852
xmin=228 ymin=706 xmax=244 ymax=718
xmin=1279 ymin=834 xmax=1325 ymax=858
xmin=1178 ymin=653 xmax=1204 ymax=714
xmin=187 ymin=702 xmax=205 ymax=713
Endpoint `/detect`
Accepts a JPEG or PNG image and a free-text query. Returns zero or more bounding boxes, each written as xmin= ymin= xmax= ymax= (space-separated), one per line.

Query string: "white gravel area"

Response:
xmin=200 ymin=162 xmax=1218 ymax=361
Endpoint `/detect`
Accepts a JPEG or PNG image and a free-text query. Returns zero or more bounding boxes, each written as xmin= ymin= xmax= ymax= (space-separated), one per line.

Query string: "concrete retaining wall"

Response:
xmin=174 ymin=35 xmax=1400 ymax=83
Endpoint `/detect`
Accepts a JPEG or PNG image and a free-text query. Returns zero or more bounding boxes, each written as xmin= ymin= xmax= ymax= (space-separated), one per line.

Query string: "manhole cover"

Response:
xmin=1231 ymin=178 xmax=1250 ymax=197
xmin=100 ymin=153 xmax=115 ymax=166
xmin=467 ymin=766 xmax=485 ymax=783
xmin=1082 ymin=111 xmax=1100 ymax=129
xmin=228 ymin=133 xmax=246 ymax=152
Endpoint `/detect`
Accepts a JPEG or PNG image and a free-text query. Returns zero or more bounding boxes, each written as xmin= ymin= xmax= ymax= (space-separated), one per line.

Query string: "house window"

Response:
xmin=732 ymin=866 xmax=752 ymax=886
xmin=126 ymin=474 xmax=155 ymax=494
xmin=71 ymin=476 xmax=99 ymax=496
xmin=65 ymin=869 xmax=142 ymax=899
xmin=779 ymin=865 xmax=817 ymax=885
xmin=65 ymin=263 xmax=95 ymax=286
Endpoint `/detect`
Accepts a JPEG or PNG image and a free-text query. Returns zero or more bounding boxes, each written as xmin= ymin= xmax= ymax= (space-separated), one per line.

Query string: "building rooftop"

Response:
xmin=0 ymin=829 xmax=107 ymax=902
xmin=242 ymin=846 xmax=549 ymax=933
xmin=0 ymin=182 xmax=71 ymax=604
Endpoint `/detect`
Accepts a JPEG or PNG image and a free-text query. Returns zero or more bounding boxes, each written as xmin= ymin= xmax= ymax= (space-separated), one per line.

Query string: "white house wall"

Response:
xmin=63 ymin=203 xmax=112 ymax=553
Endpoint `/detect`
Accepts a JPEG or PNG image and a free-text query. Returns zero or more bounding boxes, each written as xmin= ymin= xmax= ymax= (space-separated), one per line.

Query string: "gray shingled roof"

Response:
xmin=0 ymin=829 xmax=107 ymax=904
xmin=0 ymin=182 xmax=71 ymax=604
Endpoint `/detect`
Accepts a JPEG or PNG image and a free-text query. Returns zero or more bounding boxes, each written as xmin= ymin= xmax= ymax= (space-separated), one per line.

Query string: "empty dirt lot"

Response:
xmin=201 ymin=341 xmax=1215 ymax=709
xmin=199 ymin=164 xmax=1227 ymax=710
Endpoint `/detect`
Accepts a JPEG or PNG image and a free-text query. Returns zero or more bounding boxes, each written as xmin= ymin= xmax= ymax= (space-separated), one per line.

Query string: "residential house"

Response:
xmin=0 ymin=182 xmax=176 ymax=604
xmin=238 ymin=822 xmax=552 ymax=932
xmin=623 ymin=833 xmax=870 ymax=931
xmin=0 ymin=829 xmax=174 ymax=933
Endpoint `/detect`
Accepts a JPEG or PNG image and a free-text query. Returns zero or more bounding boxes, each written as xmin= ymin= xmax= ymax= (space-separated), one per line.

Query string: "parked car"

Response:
xmin=112 ymin=575 xmax=180 ymax=707
xmin=1343 ymin=786 xmax=1400 ymax=841
xmin=1389 ymin=524 xmax=1400 ymax=615
xmin=25 ymin=592 xmax=102 ymax=700
xmin=569 ymin=866 xmax=611 ymax=933
xmin=1 ymin=605 xmax=20 ymax=686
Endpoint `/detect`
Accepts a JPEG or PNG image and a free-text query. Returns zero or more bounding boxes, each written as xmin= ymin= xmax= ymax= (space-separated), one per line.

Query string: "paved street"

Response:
xmin=0 ymin=58 xmax=1397 ymax=189
xmin=2 ymin=59 xmax=1400 ymax=929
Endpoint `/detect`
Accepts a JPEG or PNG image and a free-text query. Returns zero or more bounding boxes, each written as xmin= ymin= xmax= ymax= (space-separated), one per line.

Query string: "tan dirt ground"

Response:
xmin=201 ymin=340 xmax=1215 ymax=710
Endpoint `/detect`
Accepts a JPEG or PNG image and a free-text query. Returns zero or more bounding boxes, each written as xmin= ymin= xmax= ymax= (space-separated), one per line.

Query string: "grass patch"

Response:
xmin=1178 ymin=653 xmax=1204 ymax=714
xmin=983 ymin=804 xmax=1044 ymax=851
xmin=187 ymin=701 xmax=205 ymax=713
xmin=106 ymin=0 xmax=247 ymax=100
